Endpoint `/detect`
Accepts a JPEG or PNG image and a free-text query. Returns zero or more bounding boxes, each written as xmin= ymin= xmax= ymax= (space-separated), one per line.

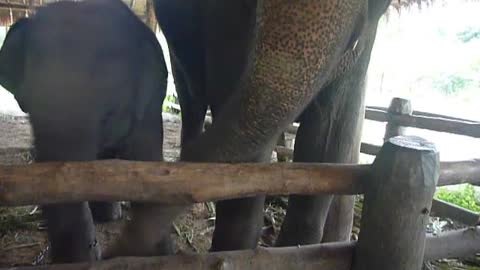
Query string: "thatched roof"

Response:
xmin=390 ymin=0 xmax=436 ymax=11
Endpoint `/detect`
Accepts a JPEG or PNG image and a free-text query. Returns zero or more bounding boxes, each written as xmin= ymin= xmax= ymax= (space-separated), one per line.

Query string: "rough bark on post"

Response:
xmin=353 ymin=136 xmax=440 ymax=270
xmin=384 ymin=97 xmax=412 ymax=141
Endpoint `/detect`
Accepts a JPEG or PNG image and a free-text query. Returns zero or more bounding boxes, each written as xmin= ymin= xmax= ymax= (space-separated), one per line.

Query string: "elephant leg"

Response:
xmin=277 ymin=20 xmax=382 ymax=246
xmin=104 ymin=105 xmax=185 ymax=257
xmin=322 ymin=195 xmax=355 ymax=242
xmin=89 ymin=202 xmax=122 ymax=223
xmin=34 ymin=130 xmax=100 ymax=263
xmin=276 ymin=86 xmax=363 ymax=246
xmin=43 ymin=203 xmax=99 ymax=263
xmin=210 ymin=196 xmax=265 ymax=251
xmin=171 ymin=55 xmax=207 ymax=146
xmin=276 ymin=101 xmax=335 ymax=246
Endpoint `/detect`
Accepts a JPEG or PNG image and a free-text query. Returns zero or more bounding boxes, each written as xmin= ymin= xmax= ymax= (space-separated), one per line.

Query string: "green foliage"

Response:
xmin=431 ymin=73 xmax=474 ymax=95
xmin=457 ymin=27 xmax=480 ymax=43
xmin=435 ymin=184 xmax=480 ymax=213
xmin=162 ymin=94 xmax=180 ymax=114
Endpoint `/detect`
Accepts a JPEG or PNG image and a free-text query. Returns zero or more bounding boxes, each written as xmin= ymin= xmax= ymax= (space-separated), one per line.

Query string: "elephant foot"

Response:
xmin=104 ymin=233 xmax=174 ymax=258
xmin=210 ymin=197 xmax=265 ymax=252
xmin=104 ymin=203 xmax=185 ymax=258
xmin=89 ymin=202 xmax=123 ymax=223
xmin=276 ymin=195 xmax=333 ymax=247
xmin=43 ymin=203 xmax=101 ymax=263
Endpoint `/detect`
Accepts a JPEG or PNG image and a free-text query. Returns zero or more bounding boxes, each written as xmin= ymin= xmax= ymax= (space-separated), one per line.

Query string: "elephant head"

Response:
xmin=0 ymin=18 xmax=30 ymax=112
xmin=0 ymin=0 xmax=169 ymax=263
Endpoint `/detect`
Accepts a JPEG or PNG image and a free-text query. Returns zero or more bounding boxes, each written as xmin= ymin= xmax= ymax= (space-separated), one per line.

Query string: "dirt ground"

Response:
xmin=0 ymin=112 xmax=478 ymax=269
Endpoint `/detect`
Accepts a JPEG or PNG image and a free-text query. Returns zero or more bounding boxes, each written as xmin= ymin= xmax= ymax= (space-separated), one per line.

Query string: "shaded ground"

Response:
xmin=0 ymin=113 xmax=478 ymax=269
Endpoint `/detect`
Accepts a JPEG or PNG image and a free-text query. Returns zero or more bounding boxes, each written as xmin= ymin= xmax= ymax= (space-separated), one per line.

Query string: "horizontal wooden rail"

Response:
xmin=439 ymin=159 xmax=480 ymax=186
xmin=359 ymin=143 xmax=381 ymax=156
xmin=366 ymin=106 xmax=480 ymax=124
xmin=1 ymin=159 xmax=479 ymax=206
xmin=273 ymin=145 xmax=479 ymax=186
xmin=431 ymin=199 xmax=480 ymax=226
xmin=0 ymin=160 xmax=369 ymax=206
xmin=5 ymin=227 xmax=480 ymax=270
xmin=365 ymin=109 xmax=480 ymax=138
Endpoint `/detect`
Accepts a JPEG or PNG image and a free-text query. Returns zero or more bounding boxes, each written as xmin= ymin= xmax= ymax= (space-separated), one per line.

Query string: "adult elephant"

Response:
xmin=148 ymin=0 xmax=393 ymax=252
xmin=0 ymin=0 xmax=168 ymax=262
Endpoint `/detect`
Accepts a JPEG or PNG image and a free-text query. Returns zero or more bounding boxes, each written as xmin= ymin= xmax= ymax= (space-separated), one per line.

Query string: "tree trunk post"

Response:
xmin=384 ymin=97 xmax=412 ymax=141
xmin=352 ymin=136 xmax=440 ymax=270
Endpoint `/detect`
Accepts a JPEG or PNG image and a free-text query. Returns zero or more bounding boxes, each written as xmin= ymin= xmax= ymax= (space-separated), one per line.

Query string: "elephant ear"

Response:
xmin=0 ymin=18 xmax=30 ymax=111
xmin=136 ymin=30 xmax=168 ymax=121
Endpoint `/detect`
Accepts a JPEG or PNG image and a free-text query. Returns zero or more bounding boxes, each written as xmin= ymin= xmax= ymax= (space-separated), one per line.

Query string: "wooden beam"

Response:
xmin=431 ymin=199 xmax=480 ymax=226
xmin=1 ymin=158 xmax=478 ymax=206
xmin=5 ymin=227 xmax=480 ymax=270
xmin=425 ymin=226 xmax=480 ymax=261
xmin=438 ymin=159 xmax=480 ymax=186
xmin=0 ymin=160 xmax=370 ymax=206
xmin=366 ymin=106 xmax=479 ymax=124
xmin=2 ymin=242 xmax=356 ymax=270
xmin=359 ymin=142 xmax=381 ymax=156
xmin=365 ymin=109 xmax=480 ymax=138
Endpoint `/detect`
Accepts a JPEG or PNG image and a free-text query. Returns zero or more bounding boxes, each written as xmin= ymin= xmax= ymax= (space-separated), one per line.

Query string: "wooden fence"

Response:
xmin=1 ymin=98 xmax=480 ymax=269
xmin=276 ymin=97 xmax=480 ymax=226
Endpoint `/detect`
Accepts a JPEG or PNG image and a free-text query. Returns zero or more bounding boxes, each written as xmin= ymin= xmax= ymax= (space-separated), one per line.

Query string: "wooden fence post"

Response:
xmin=383 ymin=97 xmax=480 ymax=226
xmin=384 ymin=97 xmax=412 ymax=141
xmin=352 ymin=136 xmax=440 ymax=270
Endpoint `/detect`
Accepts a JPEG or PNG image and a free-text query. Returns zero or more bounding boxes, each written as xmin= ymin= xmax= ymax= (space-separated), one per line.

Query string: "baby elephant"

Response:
xmin=0 ymin=0 xmax=168 ymax=263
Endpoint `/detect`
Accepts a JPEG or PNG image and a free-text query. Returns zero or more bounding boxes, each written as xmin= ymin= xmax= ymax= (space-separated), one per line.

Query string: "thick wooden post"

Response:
xmin=384 ymin=97 xmax=412 ymax=141
xmin=353 ymin=136 xmax=440 ymax=270
xmin=383 ymin=97 xmax=477 ymax=227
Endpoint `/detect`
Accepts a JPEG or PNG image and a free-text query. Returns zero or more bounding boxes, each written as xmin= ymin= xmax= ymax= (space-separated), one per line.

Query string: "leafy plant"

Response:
xmin=162 ymin=94 xmax=180 ymax=114
xmin=435 ymin=184 xmax=480 ymax=213
xmin=457 ymin=27 xmax=480 ymax=43
xmin=431 ymin=73 xmax=474 ymax=95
